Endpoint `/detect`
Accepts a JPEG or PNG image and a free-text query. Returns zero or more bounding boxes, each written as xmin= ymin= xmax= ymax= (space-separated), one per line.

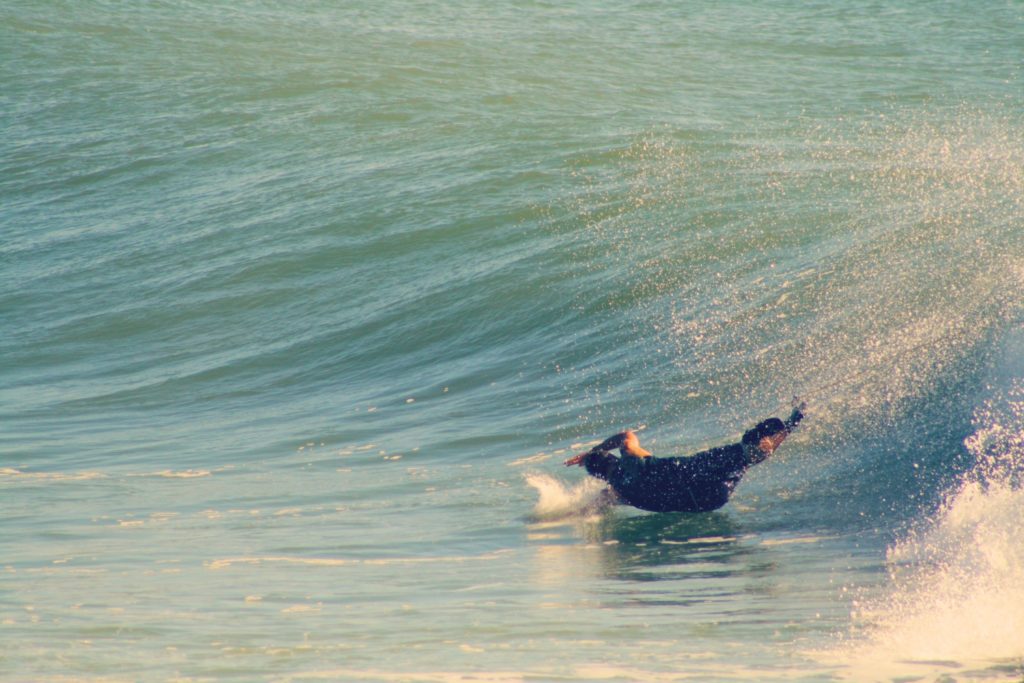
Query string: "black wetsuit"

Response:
xmin=582 ymin=409 xmax=804 ymax=513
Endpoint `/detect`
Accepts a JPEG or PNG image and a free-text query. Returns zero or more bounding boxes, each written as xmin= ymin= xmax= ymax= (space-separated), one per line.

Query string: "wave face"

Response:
xmin=832 ymin=366 xmax=1024 ymax=680
xmin=1 ymin=0 xmax=1022 ymax=680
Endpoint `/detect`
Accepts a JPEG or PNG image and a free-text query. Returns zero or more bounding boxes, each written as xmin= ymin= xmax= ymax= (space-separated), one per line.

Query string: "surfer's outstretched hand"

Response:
xmin=786 ymin=396 xmax=807 ymax=430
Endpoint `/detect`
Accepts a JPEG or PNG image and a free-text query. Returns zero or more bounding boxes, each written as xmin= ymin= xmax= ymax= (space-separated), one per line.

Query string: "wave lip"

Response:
xmin=837 ymin=381 xmax=1024 ymax=677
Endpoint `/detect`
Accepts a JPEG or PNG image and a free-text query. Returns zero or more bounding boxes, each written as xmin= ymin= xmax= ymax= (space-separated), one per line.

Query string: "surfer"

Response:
xmin=564 ymin=401 xmax=805 ymax=513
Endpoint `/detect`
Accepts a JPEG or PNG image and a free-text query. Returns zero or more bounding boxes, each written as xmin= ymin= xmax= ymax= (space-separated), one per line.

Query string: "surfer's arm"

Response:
xmin=785 ymin=398 xmax=806 ymax=430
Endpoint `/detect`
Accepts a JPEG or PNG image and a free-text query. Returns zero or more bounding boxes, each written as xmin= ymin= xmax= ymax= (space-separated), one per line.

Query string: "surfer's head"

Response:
xmin=741 ymin=417 xmax=790 ymax=456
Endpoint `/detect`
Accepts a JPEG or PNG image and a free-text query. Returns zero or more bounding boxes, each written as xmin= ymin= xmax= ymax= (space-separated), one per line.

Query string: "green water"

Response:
xmin=3 ymin=1 xmax=1024 ymax=680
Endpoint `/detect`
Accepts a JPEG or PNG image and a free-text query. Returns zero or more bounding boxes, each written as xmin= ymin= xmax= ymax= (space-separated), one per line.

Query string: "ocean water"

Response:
xmin=2 ymin=1 xmax=1023 ymax=681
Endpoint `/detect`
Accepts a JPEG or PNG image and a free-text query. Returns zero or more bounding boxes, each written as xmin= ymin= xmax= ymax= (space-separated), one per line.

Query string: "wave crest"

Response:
xmin=845 ymin=381 xmax=1024 ymax=672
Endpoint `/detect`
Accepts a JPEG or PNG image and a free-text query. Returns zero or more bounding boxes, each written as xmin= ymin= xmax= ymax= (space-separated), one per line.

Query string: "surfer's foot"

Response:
xmin=621 ymin=430 xmax=652 ymax=457
xmin=564 ymin=452 xmax=587 ymax=467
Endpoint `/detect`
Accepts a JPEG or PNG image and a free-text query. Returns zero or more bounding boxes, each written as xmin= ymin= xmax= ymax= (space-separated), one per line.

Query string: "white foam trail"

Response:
xmin=524 ymin=472 xmax=613 ymax=522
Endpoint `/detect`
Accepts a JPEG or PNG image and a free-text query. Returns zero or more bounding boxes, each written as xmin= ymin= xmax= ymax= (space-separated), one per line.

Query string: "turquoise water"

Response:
xmin=3 ymin=1 xmax=1024 ymax=680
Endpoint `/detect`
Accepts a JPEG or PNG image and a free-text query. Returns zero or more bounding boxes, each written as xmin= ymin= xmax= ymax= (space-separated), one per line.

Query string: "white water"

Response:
xmin=525 ymin=472 xmax=615 ymax=522
xmin=834 ymin=374 xmax=1024 ymax=680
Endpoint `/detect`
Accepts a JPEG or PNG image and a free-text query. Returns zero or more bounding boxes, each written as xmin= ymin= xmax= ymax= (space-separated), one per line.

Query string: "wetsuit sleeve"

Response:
xmin=582 ymin=450 xmax=619 ymax=482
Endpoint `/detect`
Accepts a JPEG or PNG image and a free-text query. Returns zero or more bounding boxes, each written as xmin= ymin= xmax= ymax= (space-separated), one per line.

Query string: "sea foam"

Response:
xmin=840 ymin=382 xmax=1024 ymax=676
xmin=524 ymin=472 xmax=614 ymax=522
